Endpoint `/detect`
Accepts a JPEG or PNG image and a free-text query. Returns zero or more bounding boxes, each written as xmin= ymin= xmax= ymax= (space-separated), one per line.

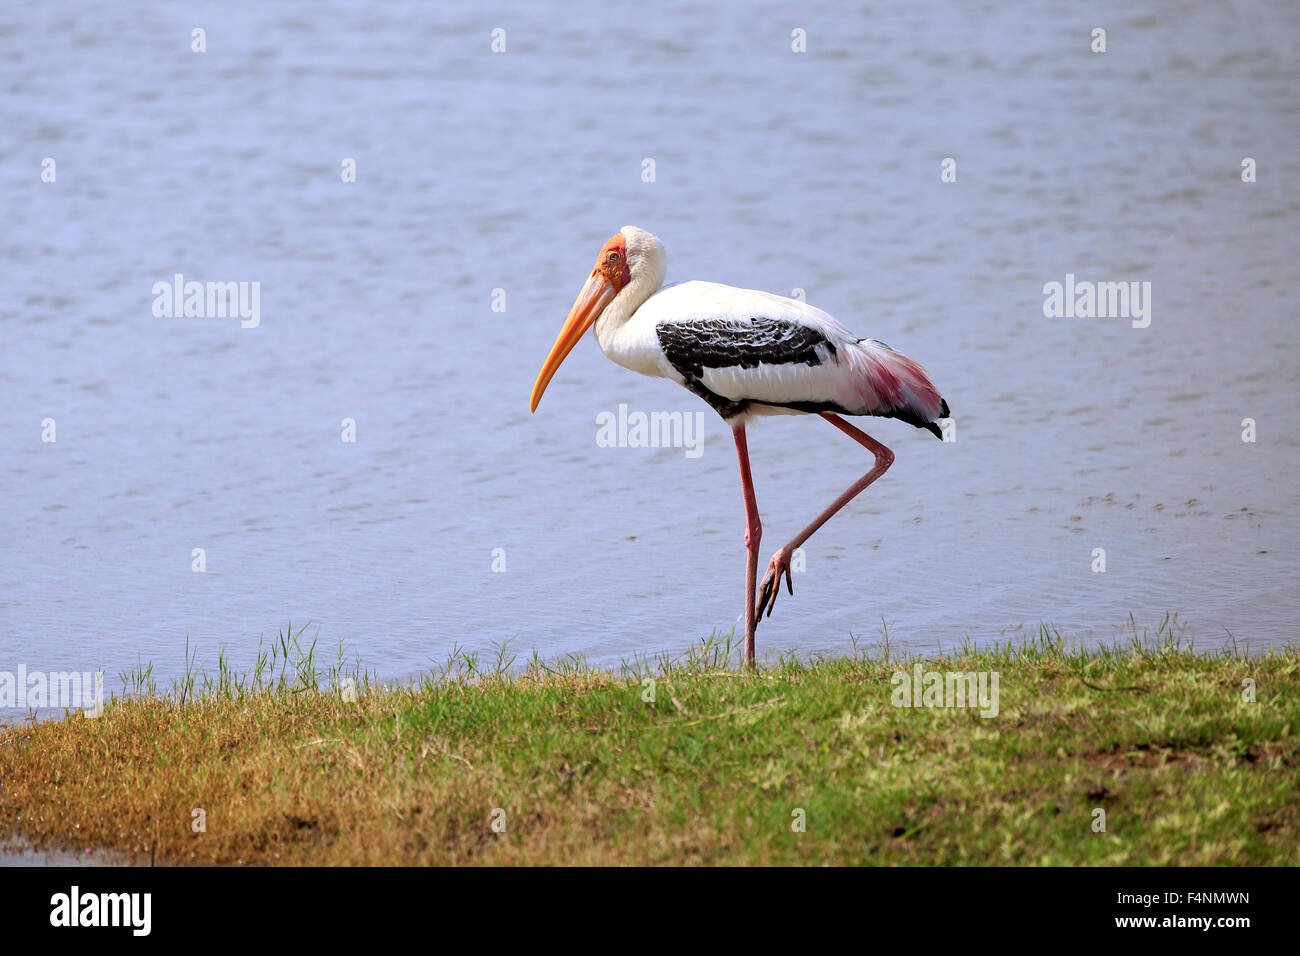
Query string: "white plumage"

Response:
xmin=529 ymin=226 xmax=951 ymax=665
xmin=588 ymin=227 xmax=948 ymax=431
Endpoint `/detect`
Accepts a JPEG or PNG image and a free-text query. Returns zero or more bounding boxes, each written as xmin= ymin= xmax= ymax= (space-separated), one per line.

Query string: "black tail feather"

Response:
xmin=922 ymin=398 xmax=951 ymax=440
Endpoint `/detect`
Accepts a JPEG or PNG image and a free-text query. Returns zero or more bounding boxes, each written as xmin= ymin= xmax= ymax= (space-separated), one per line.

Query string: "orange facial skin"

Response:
xmin=529 ymin=232 xmax=631 ymax=413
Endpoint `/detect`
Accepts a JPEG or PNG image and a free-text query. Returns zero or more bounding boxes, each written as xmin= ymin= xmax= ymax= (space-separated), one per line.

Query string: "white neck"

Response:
xmin=593 ymin=230 xmax=666 ymax=352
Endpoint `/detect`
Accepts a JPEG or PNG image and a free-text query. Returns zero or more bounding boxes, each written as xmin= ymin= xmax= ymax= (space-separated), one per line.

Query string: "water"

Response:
xmin=0 ymin=835 xmax=133 ymax=867
xmin=2 ymin=0 xmax=1298 ymax=711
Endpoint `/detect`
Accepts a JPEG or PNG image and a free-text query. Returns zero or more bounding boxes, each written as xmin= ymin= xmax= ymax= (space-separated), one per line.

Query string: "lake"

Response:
xmin=2 ymin=0 xmax=1297 ymax=715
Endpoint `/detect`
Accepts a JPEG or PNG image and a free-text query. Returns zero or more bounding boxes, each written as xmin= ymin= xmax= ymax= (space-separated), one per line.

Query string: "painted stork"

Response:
xmin=530 ymin=227 xmax=950 ymax=665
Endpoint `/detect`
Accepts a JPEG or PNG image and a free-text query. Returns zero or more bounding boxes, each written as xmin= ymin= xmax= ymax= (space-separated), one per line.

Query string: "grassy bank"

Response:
xmin=1 ymin=624 xmax=1296 ymax=865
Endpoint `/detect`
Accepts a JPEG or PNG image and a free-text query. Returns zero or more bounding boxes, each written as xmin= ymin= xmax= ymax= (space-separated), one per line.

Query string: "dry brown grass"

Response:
xmin=2 ymin=629 xmax=1297 ymax=865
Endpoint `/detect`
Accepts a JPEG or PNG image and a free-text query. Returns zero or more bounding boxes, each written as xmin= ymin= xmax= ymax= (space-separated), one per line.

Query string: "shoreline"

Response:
xmin=2 ymin=632 xmax=1296 ymax=866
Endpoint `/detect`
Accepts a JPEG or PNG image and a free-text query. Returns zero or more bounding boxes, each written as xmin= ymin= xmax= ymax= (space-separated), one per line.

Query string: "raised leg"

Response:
xmin=732 ymin=424 xmax=762 ymax=666
xmin=756 ymin=413 xmax=894 ymax=620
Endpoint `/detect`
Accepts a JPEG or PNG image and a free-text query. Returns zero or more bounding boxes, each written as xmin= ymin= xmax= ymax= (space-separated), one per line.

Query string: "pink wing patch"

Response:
xmin=844 ymin=339 xmax=947 ymax=422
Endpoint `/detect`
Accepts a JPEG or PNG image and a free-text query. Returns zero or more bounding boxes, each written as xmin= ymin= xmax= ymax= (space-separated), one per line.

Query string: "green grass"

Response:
xmin=1 ymin=620 xmax=1296 ymax=865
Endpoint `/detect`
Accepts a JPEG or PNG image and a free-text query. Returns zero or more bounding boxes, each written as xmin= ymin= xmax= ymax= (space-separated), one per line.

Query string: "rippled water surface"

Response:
xmin=0 ymin=836 xmax=131 ymax=867
xmin=2 ymin=1 xmax=1297 ymax=707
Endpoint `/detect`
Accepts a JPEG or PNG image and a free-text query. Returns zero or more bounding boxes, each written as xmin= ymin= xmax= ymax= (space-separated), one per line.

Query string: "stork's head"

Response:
xmin=530 ymin=226 xmax=665 ymax=413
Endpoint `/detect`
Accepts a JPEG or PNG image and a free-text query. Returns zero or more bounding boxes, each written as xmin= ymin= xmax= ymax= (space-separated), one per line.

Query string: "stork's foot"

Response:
xmin=755 ymin=548 xmax=795 ymax=622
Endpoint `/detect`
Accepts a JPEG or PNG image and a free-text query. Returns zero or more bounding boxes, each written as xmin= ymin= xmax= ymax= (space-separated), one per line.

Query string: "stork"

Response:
xmin=530 ymin=227 xmax=950 ymax=666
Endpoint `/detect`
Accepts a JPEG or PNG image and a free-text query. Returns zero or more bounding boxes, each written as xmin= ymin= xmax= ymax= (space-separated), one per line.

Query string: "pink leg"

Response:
xmin=732 ymin=424 xmax=762 ymax=666
xmin=756 ymin=413 xmax=894 ymax=620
